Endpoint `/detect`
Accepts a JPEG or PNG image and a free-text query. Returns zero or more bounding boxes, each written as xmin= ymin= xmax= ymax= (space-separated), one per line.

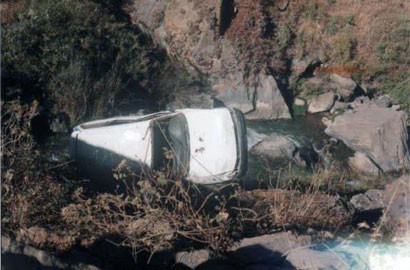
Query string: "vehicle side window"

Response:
xmin=168 ymin=115 xmax=189 ymax=174
xmin=151 ymin=114 xmax=189 ymax=175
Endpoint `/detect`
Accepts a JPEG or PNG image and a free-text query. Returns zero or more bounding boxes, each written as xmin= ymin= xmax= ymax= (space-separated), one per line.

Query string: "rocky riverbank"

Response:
xmin=2 ymin=172 xmax=409 ymax=269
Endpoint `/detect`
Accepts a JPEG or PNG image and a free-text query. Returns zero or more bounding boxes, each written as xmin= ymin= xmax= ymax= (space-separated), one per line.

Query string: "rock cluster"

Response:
xmin=176 ymin=232 xmax=349 ymax=270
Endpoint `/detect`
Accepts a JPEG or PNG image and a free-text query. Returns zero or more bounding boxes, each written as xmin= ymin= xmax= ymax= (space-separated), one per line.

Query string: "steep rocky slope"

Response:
xmin=127 ymin=0 xmax=410 ymax=119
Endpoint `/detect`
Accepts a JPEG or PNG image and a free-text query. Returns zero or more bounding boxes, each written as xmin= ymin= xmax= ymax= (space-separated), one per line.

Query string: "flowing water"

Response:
xmin=246 ymin=114 xmax=328 ymax=149
xmin=312 ymin=237 xmax=410 ymax=270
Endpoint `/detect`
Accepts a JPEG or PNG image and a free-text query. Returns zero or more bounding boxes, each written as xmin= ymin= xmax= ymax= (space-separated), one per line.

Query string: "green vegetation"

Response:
xmin=299 ymin=83 xmax=324 ymax=99
xmin=292 ymin=103 xmax=307 ymax=116
xmin=373 ymin=22 xmax=410 ymax=112
xmin=2 ymin=0 xmax=168 ymax=124
xmin=344 ymin=15 xmax=355 ymax=26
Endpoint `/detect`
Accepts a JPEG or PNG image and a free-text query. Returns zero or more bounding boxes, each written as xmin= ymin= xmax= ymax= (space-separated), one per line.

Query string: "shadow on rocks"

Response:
xmin=2 ymin=253 xmax=57 ymax=270
xmin=195 ymin=244 xmax=295 ymax=270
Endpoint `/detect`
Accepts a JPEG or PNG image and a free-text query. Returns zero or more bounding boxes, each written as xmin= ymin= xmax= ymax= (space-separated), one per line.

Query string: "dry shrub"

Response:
xmin=1 ymin=101 xmax=77 ymax=251
xmin=61 ymin=164 xmax=237 ymax=257
xmin=242 ymin=189 xmax=351 ymax=232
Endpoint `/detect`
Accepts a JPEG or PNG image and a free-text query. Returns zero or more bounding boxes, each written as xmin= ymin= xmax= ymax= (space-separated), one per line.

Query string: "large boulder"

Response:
xmin=129 ymin=0 xmax=291 ymax=120
xmin=325 ymin=104 xmax=410 ymax=173
xmin=308 ymin=92 xmax=336 ymax=114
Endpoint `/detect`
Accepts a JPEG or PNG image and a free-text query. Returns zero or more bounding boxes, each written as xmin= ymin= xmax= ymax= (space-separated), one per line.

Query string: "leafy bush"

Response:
xmin=1 ymin=101 xmax=78 ymax=250
xmin=2 ymin=0 xmax=167 ymax=124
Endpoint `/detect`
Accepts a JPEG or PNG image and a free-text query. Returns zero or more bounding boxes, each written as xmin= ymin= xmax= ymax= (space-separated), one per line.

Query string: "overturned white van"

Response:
xmin=70 ymin=108 xmax=247 ymax=184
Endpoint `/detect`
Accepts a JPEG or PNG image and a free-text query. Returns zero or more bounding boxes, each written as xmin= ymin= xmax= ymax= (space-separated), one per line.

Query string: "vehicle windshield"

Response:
xmin=151 ymin=114 xmax=190 ymax=175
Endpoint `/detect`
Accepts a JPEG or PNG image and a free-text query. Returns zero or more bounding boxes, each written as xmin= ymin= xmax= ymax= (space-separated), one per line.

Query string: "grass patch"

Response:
xmin=330 ymin=34 xmax=357 ymax=63
xmin=326 ymin=16 xmax=341 ymax=35
xmin=292 ymin=103 xmax=307 ymax=116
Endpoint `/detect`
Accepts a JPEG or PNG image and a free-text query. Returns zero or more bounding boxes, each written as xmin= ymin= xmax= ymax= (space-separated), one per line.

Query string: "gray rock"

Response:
xmin=214 ymin=72 xmax=255 ymax=114
xmin=308 ymin=92 xmax=336 ymax=114
xmin=330 ymin=74 xmax=358 ymax=101
xmin=350 ymin=189 xmax=384 ymax=213
xmin=245 ymin=74 xmax=291 ymax=120
xmin=392 ymin=104 xmax=401 ymax=111
xmin=383 ymin=175 xmax=410 ymax=237
xmin=321 ymin=116 xmax=331 ymax=127
xmin=375 ymin=95 xmax=393 ymax=108
xmin=289 ymin=58 xmax=320 ymax=86
xmin=294 ymin=98 xmax=306 ymax=106
xmin=1 ymin=235 xmax=101 ymax=270
xmin=230 ymin=232 xmax=349 ymax=270
xmin=286 ymin=247 xmax=349 ymax=270
xmin=215 ymin=73 xmax=291 ymax=120
xmin=167 ymin=90 xmax=214 ymax=110
xmin=130 ymin=0 xmax=292 ymax=120
xmin=298 ymin=74 xmax=360 ymax=102
xmin=176 ymin=249 xmax=210 ymax=269
xmin=229 ymin=232 xmax=312 ymax=267
xmin=330 ymin=101 xmax=349 ymax=114
xmin=349 ymin=96 xmax=372 ymax=109
xmin=325 ymin=104 xmax=410 ymax=173
xmin=348 ymin=152 xmax=380 ymax=176
xmin=250 ymin=134 xmax=298 ymax=163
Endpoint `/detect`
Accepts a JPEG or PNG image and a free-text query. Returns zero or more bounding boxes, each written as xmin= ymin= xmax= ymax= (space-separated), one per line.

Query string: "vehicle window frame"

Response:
xmin=149 ymin=113 xmax=190 ymax=176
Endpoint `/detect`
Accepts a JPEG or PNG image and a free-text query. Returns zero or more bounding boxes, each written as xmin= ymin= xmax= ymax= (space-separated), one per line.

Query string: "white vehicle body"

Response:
xmin=70 ymin=108 xmax=247 ymax=184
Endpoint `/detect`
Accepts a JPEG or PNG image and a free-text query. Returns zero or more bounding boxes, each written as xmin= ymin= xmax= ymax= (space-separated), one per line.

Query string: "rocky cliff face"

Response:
xmin=129 ymin=0 xmax=291 ymax=119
